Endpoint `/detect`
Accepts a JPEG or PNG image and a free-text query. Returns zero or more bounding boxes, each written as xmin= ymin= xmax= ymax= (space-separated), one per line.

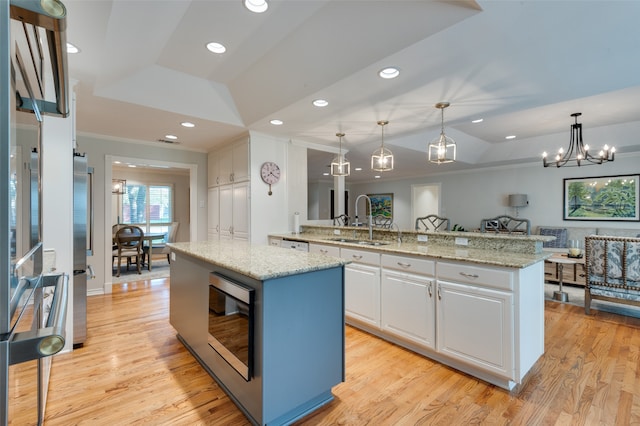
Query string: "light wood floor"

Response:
xmin=41 ymin=277 xmax=640 ymax=425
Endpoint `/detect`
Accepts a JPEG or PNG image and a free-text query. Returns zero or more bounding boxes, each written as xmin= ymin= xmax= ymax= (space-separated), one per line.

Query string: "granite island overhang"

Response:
xmin=167 ymin=240 xmax=349 ymax=426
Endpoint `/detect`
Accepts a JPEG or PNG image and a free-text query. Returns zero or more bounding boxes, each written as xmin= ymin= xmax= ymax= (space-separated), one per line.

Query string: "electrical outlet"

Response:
xmin=333 ymin=229 xmax=341 ymax=235
xmin=455 ymin=237 xmax=469 ymax=246
xmin=417 ymin=235 xmax=428 ymax=242
xmin=171 ymin=252 xmax=176 ymax=261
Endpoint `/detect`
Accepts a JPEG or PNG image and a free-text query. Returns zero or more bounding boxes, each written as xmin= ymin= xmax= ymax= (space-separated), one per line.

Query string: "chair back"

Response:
xmin=480 ymin=215 xmax=531 ymax=235
xmin=167 ymin=222 xmax=179 ymax=243
xmin=115 ymin=225 xmax=144 ymax=252
xmin=373 ymin=215 xmax=392 ymax=229
xmin=332 ymin=214 xmax=350 ymax=227
xmin=415 ymin=215 xmax=450 ymax=232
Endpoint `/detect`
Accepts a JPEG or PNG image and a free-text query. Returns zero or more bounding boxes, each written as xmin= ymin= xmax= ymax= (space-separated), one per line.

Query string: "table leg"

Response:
xmin=148 ymin=245 xmax=153 ymax=271
xmin=553 ymin=263 xmax=569 ymax=302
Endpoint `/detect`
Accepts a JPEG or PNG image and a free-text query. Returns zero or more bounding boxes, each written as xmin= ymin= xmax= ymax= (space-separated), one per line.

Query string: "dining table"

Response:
xmin=112 ymin=232 xmax=167 ymax=272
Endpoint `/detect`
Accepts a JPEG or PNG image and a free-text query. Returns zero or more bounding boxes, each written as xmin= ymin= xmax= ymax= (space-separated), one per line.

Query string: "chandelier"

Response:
xmin=543 ymin=113 xmax=615 ymax=167
xmin=428 ymin=102 xmax=456 ymax=164
xmin=371 ymin=120 xmax=393 ymax=172
xmin=330 ymin=132 xmax=350 ymax=176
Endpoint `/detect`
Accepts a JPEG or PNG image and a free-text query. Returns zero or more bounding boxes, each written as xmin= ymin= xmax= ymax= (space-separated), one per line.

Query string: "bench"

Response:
xmin=585 ymin=235 xmax=640 ymax=315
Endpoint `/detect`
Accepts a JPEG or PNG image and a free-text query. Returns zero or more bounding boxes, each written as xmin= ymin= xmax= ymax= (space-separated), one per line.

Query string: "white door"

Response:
xmin=381 ymin=270 xmax=436 ymax=349
xmin=437 ymin=280 xmax=514 ymax=379
xmin=219 ymin=184 xmax=233 ymax=239
xmin=207 ymin=187 xmax=219 ymax=240
xmin=344 ymin=263 xmax=380 ymax=328
xmin=411 ymin=183 xmax=440 ymax=229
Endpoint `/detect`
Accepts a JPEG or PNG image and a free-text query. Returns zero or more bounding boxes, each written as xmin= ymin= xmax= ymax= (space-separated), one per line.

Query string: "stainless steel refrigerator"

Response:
xmin=1 ymin=1 xmax=70 ymax=425
xmin=73 ymin=151 xmax=92 ymax=347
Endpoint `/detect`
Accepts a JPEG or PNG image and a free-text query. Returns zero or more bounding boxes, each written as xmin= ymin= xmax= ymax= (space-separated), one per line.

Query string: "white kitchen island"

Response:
xmin=167 ymin=240 xmax=348 ymax=426
xmin=272 ymin=225 xmax=553 ymax=391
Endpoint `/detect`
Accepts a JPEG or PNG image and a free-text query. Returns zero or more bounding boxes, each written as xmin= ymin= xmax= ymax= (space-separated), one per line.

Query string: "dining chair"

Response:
xmin=112 ymin=225 xmax=144 ymax=277
xmin=332 ymin=214 xmax=350 ymax=227
xmin=415 ymin=214 xmax=450 ymax=232
xmin=144 ymin=222 xmax=179 ymax=265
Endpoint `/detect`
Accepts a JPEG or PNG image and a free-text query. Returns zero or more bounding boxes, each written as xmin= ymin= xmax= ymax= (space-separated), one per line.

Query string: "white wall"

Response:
xmin=348 ymin=153 xmax=640 ymax=232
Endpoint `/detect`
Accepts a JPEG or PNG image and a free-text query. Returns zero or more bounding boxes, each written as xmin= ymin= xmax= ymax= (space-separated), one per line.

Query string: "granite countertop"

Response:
xmin=271 ymin=233 xmax=553 ymax=269
xmin=167 ymin=240 xmax=349 ymax=281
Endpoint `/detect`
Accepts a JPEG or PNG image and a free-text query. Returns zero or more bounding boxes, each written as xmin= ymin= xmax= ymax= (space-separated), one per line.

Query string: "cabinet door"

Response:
xmin=437 ymin=280 xmax=514 ymax=379
xmin=207 ymin=187 xmax=219 ymax=240
xmin=217 ymin=146 xmax=233 ymax=185
xmin=231 ymin=182 xmax=249 ymax=241
xmin=381 ymin=270 xmax=435 ymax=349
xmin=219 ymin=185 xmax=233 ymax=239
xmin=207 ymin=151 xmax=219 ymax=187
xmin=344 ymin=262 xmax=380 ymax=328
xmin=232 ymin=140 xmax=249 ymax=182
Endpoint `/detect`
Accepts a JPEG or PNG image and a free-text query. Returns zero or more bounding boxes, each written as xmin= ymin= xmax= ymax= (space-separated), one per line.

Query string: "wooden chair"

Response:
xmin=112 ymin=225 xmax=144 ymax=277
xmin=415 ymin=215 xmax=450 ymax=232
xmin=332 ymin=214 xmax=350 ymax=227
xmin=480 ymin=215 xmax=531 ymax=235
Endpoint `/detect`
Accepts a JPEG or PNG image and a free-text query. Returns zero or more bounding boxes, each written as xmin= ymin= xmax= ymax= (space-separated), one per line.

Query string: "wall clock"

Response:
xmin=260 ymin=161 xmax=280 ymax=195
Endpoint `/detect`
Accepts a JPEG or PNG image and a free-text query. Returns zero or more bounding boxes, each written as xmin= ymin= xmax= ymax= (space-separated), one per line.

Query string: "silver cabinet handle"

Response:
xmin=437 ymin=284 xmax=442 ymax=300
xmin=460 ymin=272 xmax=479 ymax=279
xmin=397 ymin=261 xmax=411 ymax=268
xmin=320 ymin=249 xmax=328 ymax=254
xmin=230 ymin=172 xmax=234 ymax=182
xmin=352 ymin=255 xmax=363 ymax=260
xmin=216 ymin=176 xmax=219 ymax=185
xmin=216 ymin=225 xmax=219 ymax=232
xmin=428 ymin=281 xmax=433 ymax=298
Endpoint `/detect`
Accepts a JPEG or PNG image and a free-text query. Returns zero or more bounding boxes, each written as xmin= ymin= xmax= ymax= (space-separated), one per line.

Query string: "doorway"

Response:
xmin=411 ymin=183 xmax=441 ymax=228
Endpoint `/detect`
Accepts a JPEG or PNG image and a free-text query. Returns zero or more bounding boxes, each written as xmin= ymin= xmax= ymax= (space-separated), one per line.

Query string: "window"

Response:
xmin=121 ymin=184 xmax=173 ymax=241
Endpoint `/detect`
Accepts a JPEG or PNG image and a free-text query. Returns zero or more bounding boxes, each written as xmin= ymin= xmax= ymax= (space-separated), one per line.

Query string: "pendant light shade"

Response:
xmin=428 ymin=102 xmax=456 ymax=164
xmin=371 ymin=120 xmax=394 ymax=172
xmin=542 ymin=113 xmax=615 ymax=168
xmin=331 ymin=132 xmax=350 ymax=176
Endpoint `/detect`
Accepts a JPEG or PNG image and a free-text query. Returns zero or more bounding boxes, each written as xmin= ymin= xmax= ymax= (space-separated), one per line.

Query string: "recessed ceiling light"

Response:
xmin=244 ymin=0 xmax=268 ymax=13
xmin=312 ymin=99 xmax=329 ymax=107
xmin=374 ymin=175 xmax=381 ymax=179
xmin=322 ymin=172 xmax=329 ymax=176
xmin=270 ymin=119 xmax=283 ymax=126
xmin=128 ymin=164 xmax=137 ymax=168
xmin=206 ymin=42 xmax=226 ymax=54
xmin=378 ymin=67 xmax=400 ymax=79
xmin=165 ymin=134 xmax=178 ymax=140
xmin=355 ymin=167 xmax=362 ymax=171
xmin=505 ymin=135 xmax=516 ymax=140
xmin=181 ymin=122 xmax=195 ymax=128
xmin=66 ymin=42 xmax=80 ymax=54
xmin=114 ymin=161 xmax=121 ymax=164
xmin=472 ymin=118 xmax=483 ymax=123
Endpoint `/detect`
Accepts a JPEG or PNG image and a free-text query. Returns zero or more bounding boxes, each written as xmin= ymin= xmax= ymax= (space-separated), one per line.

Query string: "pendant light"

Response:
xmin=371 ymin=120 xmax=393 ymax=172
xmin=428 ymin=102 xmax=456 ymax=164
xmin=331 ymin=132 xmax=350 ymax=176
xmin=542 ymin=113 xmax=615 ymax=167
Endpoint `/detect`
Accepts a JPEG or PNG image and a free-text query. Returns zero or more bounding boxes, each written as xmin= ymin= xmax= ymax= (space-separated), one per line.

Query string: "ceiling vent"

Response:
xmin=156 ymin=139 xmax=181 ymax=145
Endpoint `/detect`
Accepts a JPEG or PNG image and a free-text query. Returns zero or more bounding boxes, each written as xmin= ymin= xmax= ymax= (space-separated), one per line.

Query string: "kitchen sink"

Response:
xmin=328 ymin=237 xmax=389 ymax=246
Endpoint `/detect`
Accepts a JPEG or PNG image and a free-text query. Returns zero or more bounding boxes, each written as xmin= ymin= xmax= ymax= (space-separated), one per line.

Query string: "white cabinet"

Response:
xmin=381 ymin=254 xmax=436 ymax=349
xmin=341 ymin=248 xmax=381 ymax=328
xmin=436 ymin=280 xmax=514 ymax=379
xmin=207 ymin=187 xmax=219 ymax=240
xmin=218 ymin=182 xmax=249 ymax=241
xmin=208 ymin=139 xmax=250 ymax=187
xmin=309 ymin=243 xmax=340 ymax=257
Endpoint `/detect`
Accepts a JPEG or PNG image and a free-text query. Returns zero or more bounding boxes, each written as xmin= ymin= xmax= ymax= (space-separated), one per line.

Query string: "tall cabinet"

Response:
xmin=208 ymin=138 xmax=250 ymax=241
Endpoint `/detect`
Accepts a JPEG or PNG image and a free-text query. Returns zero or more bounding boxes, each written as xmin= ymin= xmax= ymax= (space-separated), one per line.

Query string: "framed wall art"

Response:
xmin=563 ymin=174 xmax=639 ymax=221
xmin=366 ymin=193 xmax=393 ymax=219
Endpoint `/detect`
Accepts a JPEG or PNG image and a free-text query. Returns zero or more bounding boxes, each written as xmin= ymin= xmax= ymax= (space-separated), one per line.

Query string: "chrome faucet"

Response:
xmin=354 ymin=194 xmax=373 ymax=240
xmin=390 ymin=222 xmax=402 ymax=243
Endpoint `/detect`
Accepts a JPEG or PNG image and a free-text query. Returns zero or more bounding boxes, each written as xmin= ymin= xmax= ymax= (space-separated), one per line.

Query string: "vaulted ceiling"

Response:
xmin=64 ymin=0 xmax=640 ymax=182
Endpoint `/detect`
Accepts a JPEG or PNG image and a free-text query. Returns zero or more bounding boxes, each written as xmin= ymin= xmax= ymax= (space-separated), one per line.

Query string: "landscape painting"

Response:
xmin=563 ymin=174 xmax=639 ymax=221
xmin=367 ymin=193 xmax=393 ymax=219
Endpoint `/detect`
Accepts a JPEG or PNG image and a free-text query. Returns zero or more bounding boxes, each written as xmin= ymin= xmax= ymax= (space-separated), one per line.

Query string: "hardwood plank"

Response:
xmin=37 ymin=278 xmax=640 ymax=426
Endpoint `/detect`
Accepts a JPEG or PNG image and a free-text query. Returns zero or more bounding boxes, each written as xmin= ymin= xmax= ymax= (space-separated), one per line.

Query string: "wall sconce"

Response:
xmin=112 ymin=179 xmax=126 ymax=194
xmin=508 ymin=193 xmax=528 ymax=217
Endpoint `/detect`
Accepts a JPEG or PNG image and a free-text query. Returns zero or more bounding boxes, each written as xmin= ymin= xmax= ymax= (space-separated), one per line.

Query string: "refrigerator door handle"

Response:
xmin=9 ymin=274 xmax=68 ymax=365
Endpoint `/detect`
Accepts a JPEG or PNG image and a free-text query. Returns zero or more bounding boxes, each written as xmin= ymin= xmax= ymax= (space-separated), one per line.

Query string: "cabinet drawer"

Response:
xmin=341 ymin=248 xmax=380 ymax=266
xmin=438 ymin=262 xmax=513 ymax=291
xmin=309 ymin=243 xmax=340 ymax=257
xmin=381 ymin=254 xmax=434 ymax=276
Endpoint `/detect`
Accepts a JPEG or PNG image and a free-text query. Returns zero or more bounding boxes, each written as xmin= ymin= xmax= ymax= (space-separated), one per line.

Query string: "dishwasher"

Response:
xmin=280 ymin=239 xmax=309 ymax=252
